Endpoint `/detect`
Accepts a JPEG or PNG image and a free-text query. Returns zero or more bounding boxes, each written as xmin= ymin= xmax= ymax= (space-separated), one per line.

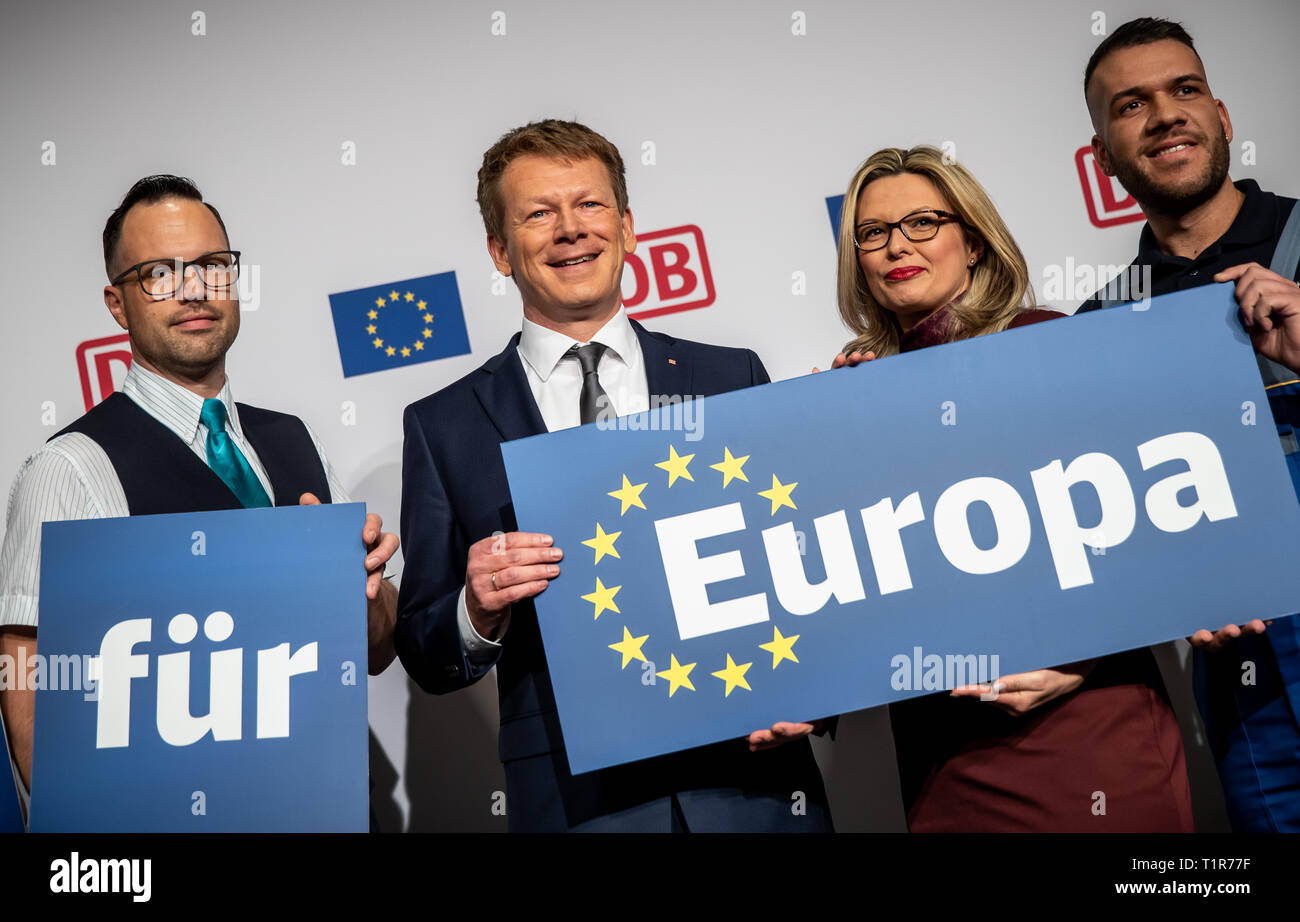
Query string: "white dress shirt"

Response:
xmin=456 ymin=307 xmax=650 ymax=662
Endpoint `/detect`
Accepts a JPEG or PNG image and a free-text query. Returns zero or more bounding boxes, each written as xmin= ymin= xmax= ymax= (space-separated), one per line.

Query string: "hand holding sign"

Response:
xmin=950 ymin=658 xmax=1097 ymax=716
xmin=811 ymin=350 xmax=876 ymax=374
xmin=1189 ymin=619 xmax=1269 ymax=653
xmin=465 ymin=532 xmax=563 ymax=642
xmin=1217 ymin=262 xmax=1300 ymax=372
xmin=747 ymin=719 xmax=823 ymax=752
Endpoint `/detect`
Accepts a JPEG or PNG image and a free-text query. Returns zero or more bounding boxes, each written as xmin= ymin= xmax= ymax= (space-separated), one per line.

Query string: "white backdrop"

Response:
xmin=4 ymin=0 xmax=1297 ymax=831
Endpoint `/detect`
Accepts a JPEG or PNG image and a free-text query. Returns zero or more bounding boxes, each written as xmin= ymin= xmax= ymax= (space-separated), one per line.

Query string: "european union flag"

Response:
xmin=329 ymin=271 xmax=471 ymax=378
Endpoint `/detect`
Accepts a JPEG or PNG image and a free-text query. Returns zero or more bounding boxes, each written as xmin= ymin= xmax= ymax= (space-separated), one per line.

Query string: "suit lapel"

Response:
xmin=475 ymin=322 xmax=694 ymax=442
xmin=474 ymin=333 xmax=548 ymax=441
xmin=633 ymin=319 xmax=694 ymax=399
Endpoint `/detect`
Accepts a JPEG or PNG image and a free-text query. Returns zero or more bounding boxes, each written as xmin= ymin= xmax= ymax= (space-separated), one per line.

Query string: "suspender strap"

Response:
xmin=1258 ymin=202 xmax=1300 ymax=388
xmin=1269 ymin=201 xmax=1300 ymax=282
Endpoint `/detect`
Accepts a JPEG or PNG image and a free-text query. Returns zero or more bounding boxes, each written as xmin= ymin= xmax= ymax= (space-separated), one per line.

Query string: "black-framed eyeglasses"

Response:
xmin=853 ymin=211 xmax=964 ymax=252
xmin=110 ymin=250 xmax=241 ymax=300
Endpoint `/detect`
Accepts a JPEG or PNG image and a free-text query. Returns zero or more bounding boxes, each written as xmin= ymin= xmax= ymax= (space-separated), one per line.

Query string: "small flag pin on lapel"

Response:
xmin=668 ymin=358 xmax=677 ymax=365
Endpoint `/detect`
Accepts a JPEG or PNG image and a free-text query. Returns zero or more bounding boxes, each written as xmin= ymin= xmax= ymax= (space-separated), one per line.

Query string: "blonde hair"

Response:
xmin=836 ymin=146 xmax=1034 ymax=357
xmin=477 ymin=119 xmax=628 ymax=243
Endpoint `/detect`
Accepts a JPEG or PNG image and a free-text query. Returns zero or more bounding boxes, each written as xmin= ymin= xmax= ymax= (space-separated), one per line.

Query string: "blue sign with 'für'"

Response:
xmin=29 ymin=503 xmax=369 ymax=832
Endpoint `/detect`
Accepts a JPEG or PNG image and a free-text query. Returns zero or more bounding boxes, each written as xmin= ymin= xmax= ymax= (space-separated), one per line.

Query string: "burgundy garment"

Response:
xmin=899 ymin=304 xmax=1064 ymax=351
xmin=889 ymin=304 xmax=1195 ymax=832
xmin=899 ymin=304 xmax=956 ymax=349
xmin=902 ymin=683 xmax=1194 ymax=832
xmin=1007 ymin=307 xmax=1067 ymax=328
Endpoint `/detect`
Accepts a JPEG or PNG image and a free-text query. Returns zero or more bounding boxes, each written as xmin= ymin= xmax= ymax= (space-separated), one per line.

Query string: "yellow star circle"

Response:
xmin=364 ymin=290 xmax=435 ymax=361
xmin=584 ymin=443 xmax=812 ymax=704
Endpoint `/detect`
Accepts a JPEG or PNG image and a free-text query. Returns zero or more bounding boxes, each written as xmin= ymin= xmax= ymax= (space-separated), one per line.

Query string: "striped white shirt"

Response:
xmin=0 ymin=362 xmax=350 ymax=629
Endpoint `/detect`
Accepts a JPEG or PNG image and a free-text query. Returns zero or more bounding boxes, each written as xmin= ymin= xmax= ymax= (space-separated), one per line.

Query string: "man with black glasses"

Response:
xmin=0 ymin=175 xmax=399 ymax=820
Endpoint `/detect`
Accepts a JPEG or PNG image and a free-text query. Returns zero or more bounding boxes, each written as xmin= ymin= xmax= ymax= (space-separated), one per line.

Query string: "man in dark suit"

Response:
xmin=395 ymin=120 xmax=831 ymax=832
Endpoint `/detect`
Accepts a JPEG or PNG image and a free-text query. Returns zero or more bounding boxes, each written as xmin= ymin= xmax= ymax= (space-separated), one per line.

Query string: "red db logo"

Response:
xmin=1075 ymin=146 xmax=1144 ymax=229
xmin=623 ymin=225 xmax=716 ymax=321
xmin=76 ymin=334 xmax=132 ymax=411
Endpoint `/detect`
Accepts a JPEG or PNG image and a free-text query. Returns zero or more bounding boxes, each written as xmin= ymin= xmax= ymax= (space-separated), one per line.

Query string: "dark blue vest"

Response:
xmin=53 ymin=392 xmax=330 ymax=515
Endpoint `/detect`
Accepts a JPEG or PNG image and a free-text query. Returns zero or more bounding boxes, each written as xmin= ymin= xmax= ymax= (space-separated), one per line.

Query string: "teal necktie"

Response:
xmin=200 ymin=398 xmax=272 ymax=509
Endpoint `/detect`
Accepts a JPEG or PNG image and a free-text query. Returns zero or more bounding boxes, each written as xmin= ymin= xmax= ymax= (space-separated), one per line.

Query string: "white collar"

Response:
xmin=517 ymin=306 xmax=637 ymax=382
xmin=121 ymin=361 xmax=239 ymax=443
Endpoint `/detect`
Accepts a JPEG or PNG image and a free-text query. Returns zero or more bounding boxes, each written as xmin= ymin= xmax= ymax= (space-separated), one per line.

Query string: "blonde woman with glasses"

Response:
xmin=826 ymin=146 xmax=1194 ymax=832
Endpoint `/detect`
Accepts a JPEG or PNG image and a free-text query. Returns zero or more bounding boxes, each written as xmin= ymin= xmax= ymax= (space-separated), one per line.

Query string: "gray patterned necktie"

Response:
xmin=568 ymin=342 xmax=610 ymax=425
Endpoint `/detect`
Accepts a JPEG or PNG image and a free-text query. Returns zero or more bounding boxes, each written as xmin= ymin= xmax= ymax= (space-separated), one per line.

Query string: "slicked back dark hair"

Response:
xmin=1084 ymin=17 xmax=1201 ymax=96
xmin=102 ymin=174 xmax=229 ymax=278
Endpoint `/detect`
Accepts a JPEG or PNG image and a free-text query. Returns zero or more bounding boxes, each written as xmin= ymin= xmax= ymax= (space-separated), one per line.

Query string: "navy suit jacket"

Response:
xmin=396 ymin=319 xmax=830 ymax=831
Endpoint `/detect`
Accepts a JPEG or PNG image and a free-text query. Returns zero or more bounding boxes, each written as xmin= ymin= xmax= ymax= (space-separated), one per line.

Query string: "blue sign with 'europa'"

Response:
xmin=29 ymin=503 xmax=369 ymax=832
xmin=503 ymin=284 xmax=1300 ymax=774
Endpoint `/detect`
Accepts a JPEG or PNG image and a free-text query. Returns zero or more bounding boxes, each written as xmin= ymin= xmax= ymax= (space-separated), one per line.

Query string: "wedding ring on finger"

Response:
xmin=491 ymin=571 xmax=499 ymax=591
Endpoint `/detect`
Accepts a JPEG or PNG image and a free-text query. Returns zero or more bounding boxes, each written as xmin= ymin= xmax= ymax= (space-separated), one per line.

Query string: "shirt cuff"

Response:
xmin=0 ymin=595 xmax=38 ymax=630
xmin=457 ymin=586 xmax=502 ymax=666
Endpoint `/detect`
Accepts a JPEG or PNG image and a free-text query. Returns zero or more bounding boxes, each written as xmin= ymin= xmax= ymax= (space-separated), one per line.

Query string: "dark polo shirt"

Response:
xmin=1078 ymin=179 xmax=1298 ymax=314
